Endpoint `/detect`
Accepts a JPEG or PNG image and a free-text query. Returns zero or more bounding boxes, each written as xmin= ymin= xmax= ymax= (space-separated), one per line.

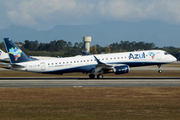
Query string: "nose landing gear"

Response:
xmin=157 ymin=64 xmax=162 ymax=73
xmin=158 ymin=70 xmax=162 ymax=73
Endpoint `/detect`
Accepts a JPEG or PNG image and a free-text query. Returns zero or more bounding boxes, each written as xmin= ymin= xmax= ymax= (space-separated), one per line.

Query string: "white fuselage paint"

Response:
xmin=12 ymin=50 xmax=177 ymax=73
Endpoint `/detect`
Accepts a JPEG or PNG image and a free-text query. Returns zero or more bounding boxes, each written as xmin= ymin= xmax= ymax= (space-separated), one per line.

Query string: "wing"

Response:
xmin=91 ymin=56 xmax=127 ymax=75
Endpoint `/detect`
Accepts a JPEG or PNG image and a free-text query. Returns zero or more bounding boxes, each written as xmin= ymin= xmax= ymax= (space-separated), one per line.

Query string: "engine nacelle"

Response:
xmin=114 ymin=65 xmax=130 ymax=74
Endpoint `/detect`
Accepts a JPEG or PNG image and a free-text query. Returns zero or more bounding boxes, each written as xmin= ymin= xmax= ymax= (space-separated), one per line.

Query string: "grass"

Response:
xmin=0 ymin=87 xmax=180 ymax=120
xmin=0 ymin=63 xmax=180 ymax=119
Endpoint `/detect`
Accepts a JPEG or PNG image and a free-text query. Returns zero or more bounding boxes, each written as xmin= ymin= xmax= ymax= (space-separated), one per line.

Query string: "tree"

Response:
xmin=90 ymin=45 xmax=98 ymax=54
xmin=0 ymin=42 xmax=5 ymax=51
xmin=105 ymin=45 xmax=110 ymax=53
xmin=48 ymin=40 xmax=56 ymax=51
xmin=24 ymin=40 xmax=38 ymax=51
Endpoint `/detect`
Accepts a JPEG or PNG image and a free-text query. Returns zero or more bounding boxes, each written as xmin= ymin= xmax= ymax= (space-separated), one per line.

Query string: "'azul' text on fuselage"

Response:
xmin=129 ymin=52 xmax=145 ymax=59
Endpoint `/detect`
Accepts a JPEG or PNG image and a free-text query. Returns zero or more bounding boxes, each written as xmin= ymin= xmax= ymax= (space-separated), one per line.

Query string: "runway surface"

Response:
xmin=0 ymin=77 xmax=180 ymax=87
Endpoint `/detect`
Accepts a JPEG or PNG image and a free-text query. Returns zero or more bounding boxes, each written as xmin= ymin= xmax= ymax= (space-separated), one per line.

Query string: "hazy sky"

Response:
xmin=1 ymin=0 xmax=180 ymax=30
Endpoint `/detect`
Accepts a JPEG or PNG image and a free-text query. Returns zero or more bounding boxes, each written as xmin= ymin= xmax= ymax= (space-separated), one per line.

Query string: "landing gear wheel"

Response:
xmin=89 ymin=74 xmax=95 ymax=79
xmin=97 ymin=74 xmax=103 ymax=79
xmin=157 ymin=64 xmax=162 ymax=73
xmin=158 ymin=70 xmax=162 ymax=73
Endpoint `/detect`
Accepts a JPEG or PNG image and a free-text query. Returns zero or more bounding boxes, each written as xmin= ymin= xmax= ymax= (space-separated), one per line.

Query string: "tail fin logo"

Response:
xmin=8 ymin=47 xmax=22 ymax=61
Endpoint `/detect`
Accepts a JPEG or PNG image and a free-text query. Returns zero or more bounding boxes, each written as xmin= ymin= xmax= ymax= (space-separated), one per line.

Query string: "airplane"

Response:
xmin=3 ymin=38 xmax=177 ymax=79
xmin=0 ymin=49 xmax=10 ymax=62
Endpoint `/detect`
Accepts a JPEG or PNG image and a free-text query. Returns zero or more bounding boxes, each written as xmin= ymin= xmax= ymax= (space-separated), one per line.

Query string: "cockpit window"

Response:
xmin=164 ymin=52 xmax=169 ymax=55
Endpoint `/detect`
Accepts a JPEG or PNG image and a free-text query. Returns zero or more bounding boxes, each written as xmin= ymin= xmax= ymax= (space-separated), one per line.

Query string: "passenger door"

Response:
xmin=41 ymin=62 xmax=46 ymax=71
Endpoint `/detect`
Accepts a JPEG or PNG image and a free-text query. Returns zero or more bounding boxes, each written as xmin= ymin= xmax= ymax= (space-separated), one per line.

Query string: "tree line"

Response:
xmin=0 ymin=40 xmax=180 ymax=60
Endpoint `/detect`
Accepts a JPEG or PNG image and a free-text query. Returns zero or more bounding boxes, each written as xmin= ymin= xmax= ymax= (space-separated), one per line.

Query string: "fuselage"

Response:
xmin=12 ymin=50 xmax=177 ymax=74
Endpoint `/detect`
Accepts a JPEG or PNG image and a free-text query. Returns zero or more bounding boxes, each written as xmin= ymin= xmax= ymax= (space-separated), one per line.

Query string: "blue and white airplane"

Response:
xmin=4 ymin=38 xmax=177 ymax=78
xmin=0 ymin=49 xmax=9 ymax=62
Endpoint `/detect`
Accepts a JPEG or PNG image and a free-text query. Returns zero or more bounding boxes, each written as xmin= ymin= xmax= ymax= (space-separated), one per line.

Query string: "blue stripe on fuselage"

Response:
xmin=40 ymin=61 xmax=167 ymax=74
xmin=42 ymin=64 xmax=97 ymax=74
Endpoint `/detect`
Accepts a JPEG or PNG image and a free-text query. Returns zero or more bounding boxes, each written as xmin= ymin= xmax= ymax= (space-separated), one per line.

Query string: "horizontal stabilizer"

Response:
xmin=11 ymin=64 xmax=25 ymax=68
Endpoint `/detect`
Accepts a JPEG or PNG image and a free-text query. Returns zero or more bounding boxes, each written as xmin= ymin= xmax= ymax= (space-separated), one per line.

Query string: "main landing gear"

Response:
xmin=89 ymin=74 xmax=95 ymax=79
xmin=97 ymin=74 xmax=103 ymax=79
xmin=89 ymin=74 xmax=103 ymax=79
xmin=157 ymin=64 xmax=162 ymax=73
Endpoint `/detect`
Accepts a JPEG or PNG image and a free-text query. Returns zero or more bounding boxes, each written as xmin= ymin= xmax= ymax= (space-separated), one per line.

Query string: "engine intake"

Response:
xmin=114 ymin=65 xmax=130 ymax=74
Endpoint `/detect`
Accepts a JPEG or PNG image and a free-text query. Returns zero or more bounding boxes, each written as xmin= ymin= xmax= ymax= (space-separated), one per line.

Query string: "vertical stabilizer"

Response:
xmin=4 ymin=38 xmax=31 ymax=63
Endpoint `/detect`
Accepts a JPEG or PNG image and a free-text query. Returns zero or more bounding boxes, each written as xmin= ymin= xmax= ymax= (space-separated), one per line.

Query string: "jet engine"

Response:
xmin=113 ymin=65 xmax=130 ymax=74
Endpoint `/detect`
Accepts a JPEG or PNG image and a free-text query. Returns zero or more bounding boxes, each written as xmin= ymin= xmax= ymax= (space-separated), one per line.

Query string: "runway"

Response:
xmin=0 ymin=77 xmax=180 ymax=87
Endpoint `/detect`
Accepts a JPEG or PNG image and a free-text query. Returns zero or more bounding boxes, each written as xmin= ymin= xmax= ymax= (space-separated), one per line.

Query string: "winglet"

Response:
xmin=4 ymin=38 xmax=31 ymax=63
xmin=81 ymin=51 xmax=89 ymax=55
xmin=94 ymin=56 xmax=104 ymax=64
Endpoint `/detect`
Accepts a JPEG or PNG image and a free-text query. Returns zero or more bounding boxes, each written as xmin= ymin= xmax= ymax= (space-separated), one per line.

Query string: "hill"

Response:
xmin=0 ymin=20 xmax=180 ymax=47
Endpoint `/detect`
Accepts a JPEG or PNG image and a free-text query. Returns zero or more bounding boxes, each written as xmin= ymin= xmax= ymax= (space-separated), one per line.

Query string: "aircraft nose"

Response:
xmin=172 ymin=56 xmax=177 ymax=62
